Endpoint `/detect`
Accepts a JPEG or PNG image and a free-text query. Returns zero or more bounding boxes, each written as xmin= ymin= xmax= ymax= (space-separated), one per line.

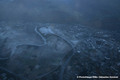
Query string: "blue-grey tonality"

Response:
xmin=0 ymin=0 xmax=120 ymax=80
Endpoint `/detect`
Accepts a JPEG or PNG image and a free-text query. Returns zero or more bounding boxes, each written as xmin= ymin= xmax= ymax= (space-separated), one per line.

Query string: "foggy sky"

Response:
xmin=0 ymin=0 xmax=120 ymax=30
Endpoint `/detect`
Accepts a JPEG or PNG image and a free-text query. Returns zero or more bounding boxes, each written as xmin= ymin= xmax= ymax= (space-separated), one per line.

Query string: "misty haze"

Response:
xmin=0 ymin=0 xmax=120 ymax=80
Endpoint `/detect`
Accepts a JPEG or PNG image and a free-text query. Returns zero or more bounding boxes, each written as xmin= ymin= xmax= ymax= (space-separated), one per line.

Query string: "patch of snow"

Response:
xmin=118 ymin=50 xmax=120 ymax=53
xmin=117 ymin=63 xmax=120 ymax=66
xmin=104 ymin=57 xmax=110 ymax=60
xmin=39 ymin=27 xmax=54 ymax=35
xmin=103 ymin=34 xmax=110 ymax=37
xmin=71 ymin=40 xmax=79 ymax=46
xmin=34 ymin=65 xmax=40 ymax=69
xmin=77 ymin=50 xmax=81 ymax=53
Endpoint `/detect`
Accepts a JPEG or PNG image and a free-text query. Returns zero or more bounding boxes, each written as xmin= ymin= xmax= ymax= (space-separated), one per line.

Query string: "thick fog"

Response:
xmin=0 ymin=0 xmax=120 ymax=29
xmin=0 ymin=0 xmax=120 ymax=80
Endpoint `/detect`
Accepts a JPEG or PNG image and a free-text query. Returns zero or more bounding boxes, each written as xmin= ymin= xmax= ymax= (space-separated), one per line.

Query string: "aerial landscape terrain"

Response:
xmin=0 ymin=0 xmax=120 ymax=80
